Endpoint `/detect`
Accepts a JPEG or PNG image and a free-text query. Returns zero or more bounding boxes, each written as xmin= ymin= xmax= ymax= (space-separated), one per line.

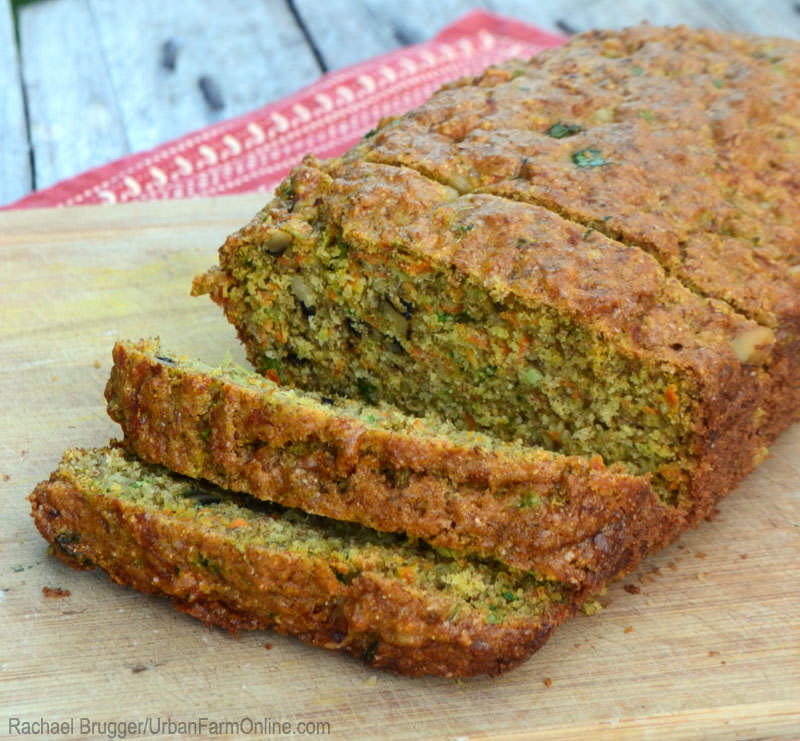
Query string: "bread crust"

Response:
xmin=29 ymin=452 xmax=576 ymax=678
xmin=106 ymin=339 xmax=679 ymax=588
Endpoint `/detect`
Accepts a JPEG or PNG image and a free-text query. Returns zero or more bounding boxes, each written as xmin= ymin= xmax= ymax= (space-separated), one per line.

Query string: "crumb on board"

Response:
xmin=543 ymin=677 xmax=552 ymax=687
xmin=740 ymin=553 xmax=748 ymax=559
xmin=624 ymin=625 xmax=633 ymax=634
xmin=264 ymin=643 xmax=272 ymax=650
xmin=623 ymin=584 xmax=640 ymax=595
xmin=94 ymin=360 xmax=101 ymax=368
xmin=708 ymin=650 xmax=720 ymax=657
xmin=42 ymin=586 xmax=70 ymax=599
xmin=668 ymin=561 xmax=677 ymax=570
xmin=51 ymin=375 xmax=58 ymax=382
xmin=695 ymin=552 xmax=706 ymax=559
xmin=2 ymin=474 xmax=9 ymax=482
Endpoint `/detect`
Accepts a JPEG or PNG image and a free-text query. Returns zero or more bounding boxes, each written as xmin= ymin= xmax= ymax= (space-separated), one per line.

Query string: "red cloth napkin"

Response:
xmin=6 ymin=11 xmax=565 ymax=210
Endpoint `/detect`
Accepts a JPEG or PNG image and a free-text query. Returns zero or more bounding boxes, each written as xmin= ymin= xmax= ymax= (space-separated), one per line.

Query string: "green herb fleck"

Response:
xmin=639 ymin=110 xmax=654 ymax=123
xmin=261 ymin=356 xmax=281 ymax=371
xmin=519 ymin=492 xmax=543 ymax=510
xmin=713 ymin=78 xmax=724 ymax=89
xmin=486 ymin=609 xmax=502 ymax=625
xmin=511 ymin=69 xmax=526 ymax=79
xmin=363 ymin=128 xmax=377 ymax=139
xmin=632 ymin=65 xmax=644 ymax=76
xmin=437 ymin=311 xmax=475 ymax=323
xmin=277 ymin=182 xmax=296 ymax=201
xmin=503 ymin=590 xmax=517 ymax=602
xmin=197 ymin=553 xmax=223 ymax=576
xmin=333 ymin=567 xmax=360 ymax=585
xmin=520 ymin=367 xmax=543 ymax=386
xmin=200 ymin=427 xmax=211 ymax=442
xmin=453 ymin=223 xmax=474 ymax=237
xmin=572 ymin=147 xmax=610 ymax=168
xmin=547 ymin=122 xmax=583 ymax=139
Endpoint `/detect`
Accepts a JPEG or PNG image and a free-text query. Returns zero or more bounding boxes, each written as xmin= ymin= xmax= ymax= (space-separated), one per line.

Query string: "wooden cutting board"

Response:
xmin=1 ymin=197 xmax=798 ymax=740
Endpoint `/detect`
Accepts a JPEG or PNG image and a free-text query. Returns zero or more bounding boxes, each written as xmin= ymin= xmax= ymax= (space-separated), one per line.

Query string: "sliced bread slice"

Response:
xmin=30 ymin=445 xmax=580 ymax=677
xmin=105 ymin=338 xmax=678 ymax=588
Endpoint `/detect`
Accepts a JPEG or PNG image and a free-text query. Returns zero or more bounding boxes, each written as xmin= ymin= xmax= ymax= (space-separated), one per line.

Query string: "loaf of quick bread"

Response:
xmin=193 ymin=25 xmax=800 ymax=541
xmin=30 ymin=25 xmax=800 ymax=679
xmin=30 ymin=445 xmax=579 ymax=678
xmin=105 ymin=338 xmax=680 ymax=588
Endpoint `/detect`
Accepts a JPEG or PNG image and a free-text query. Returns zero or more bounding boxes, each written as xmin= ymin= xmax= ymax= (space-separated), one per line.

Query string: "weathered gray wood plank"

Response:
xmin=698 ymin=0 xmax=800 ymax=39
xmin=89 ymin=0 xmax=321 ymax=153
xmin=0 ymin=0 xmax=32 ymax=204
xmin=491 ymin=0 xmax=800 ymax=38
xmin=292 ymin=0 xmax=800 ymax=72
xmin=491 ymin=0 xmax=728 ymax=34
xmin=18 ymin=0 xmax=129 ymax=190
xmin=292 ymin=0 xmax=485 ymax=69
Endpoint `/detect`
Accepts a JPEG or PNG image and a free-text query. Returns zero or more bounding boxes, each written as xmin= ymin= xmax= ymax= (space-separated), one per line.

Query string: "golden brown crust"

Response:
xmin=29 ymin=465 xmax=575 ymax=678
xmin=353 ymin=26 xmax=800 ymax=309
xmin=105 ymin=339 xmax=678 ymax=587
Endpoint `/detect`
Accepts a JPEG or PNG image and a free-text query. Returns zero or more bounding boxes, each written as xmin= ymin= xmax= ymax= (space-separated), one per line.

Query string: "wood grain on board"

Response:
xmin=1 ymin=196 xmax=798 ymax=739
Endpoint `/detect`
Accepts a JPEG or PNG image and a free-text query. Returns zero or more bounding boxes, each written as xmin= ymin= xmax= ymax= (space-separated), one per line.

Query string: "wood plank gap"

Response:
xmin=2 ymin=0 xmax=34 ymax=199
xmin=285 ymin=0 xmax=328 ymax=71
xmin=17 ymin=0 xmax=131 ymax=190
